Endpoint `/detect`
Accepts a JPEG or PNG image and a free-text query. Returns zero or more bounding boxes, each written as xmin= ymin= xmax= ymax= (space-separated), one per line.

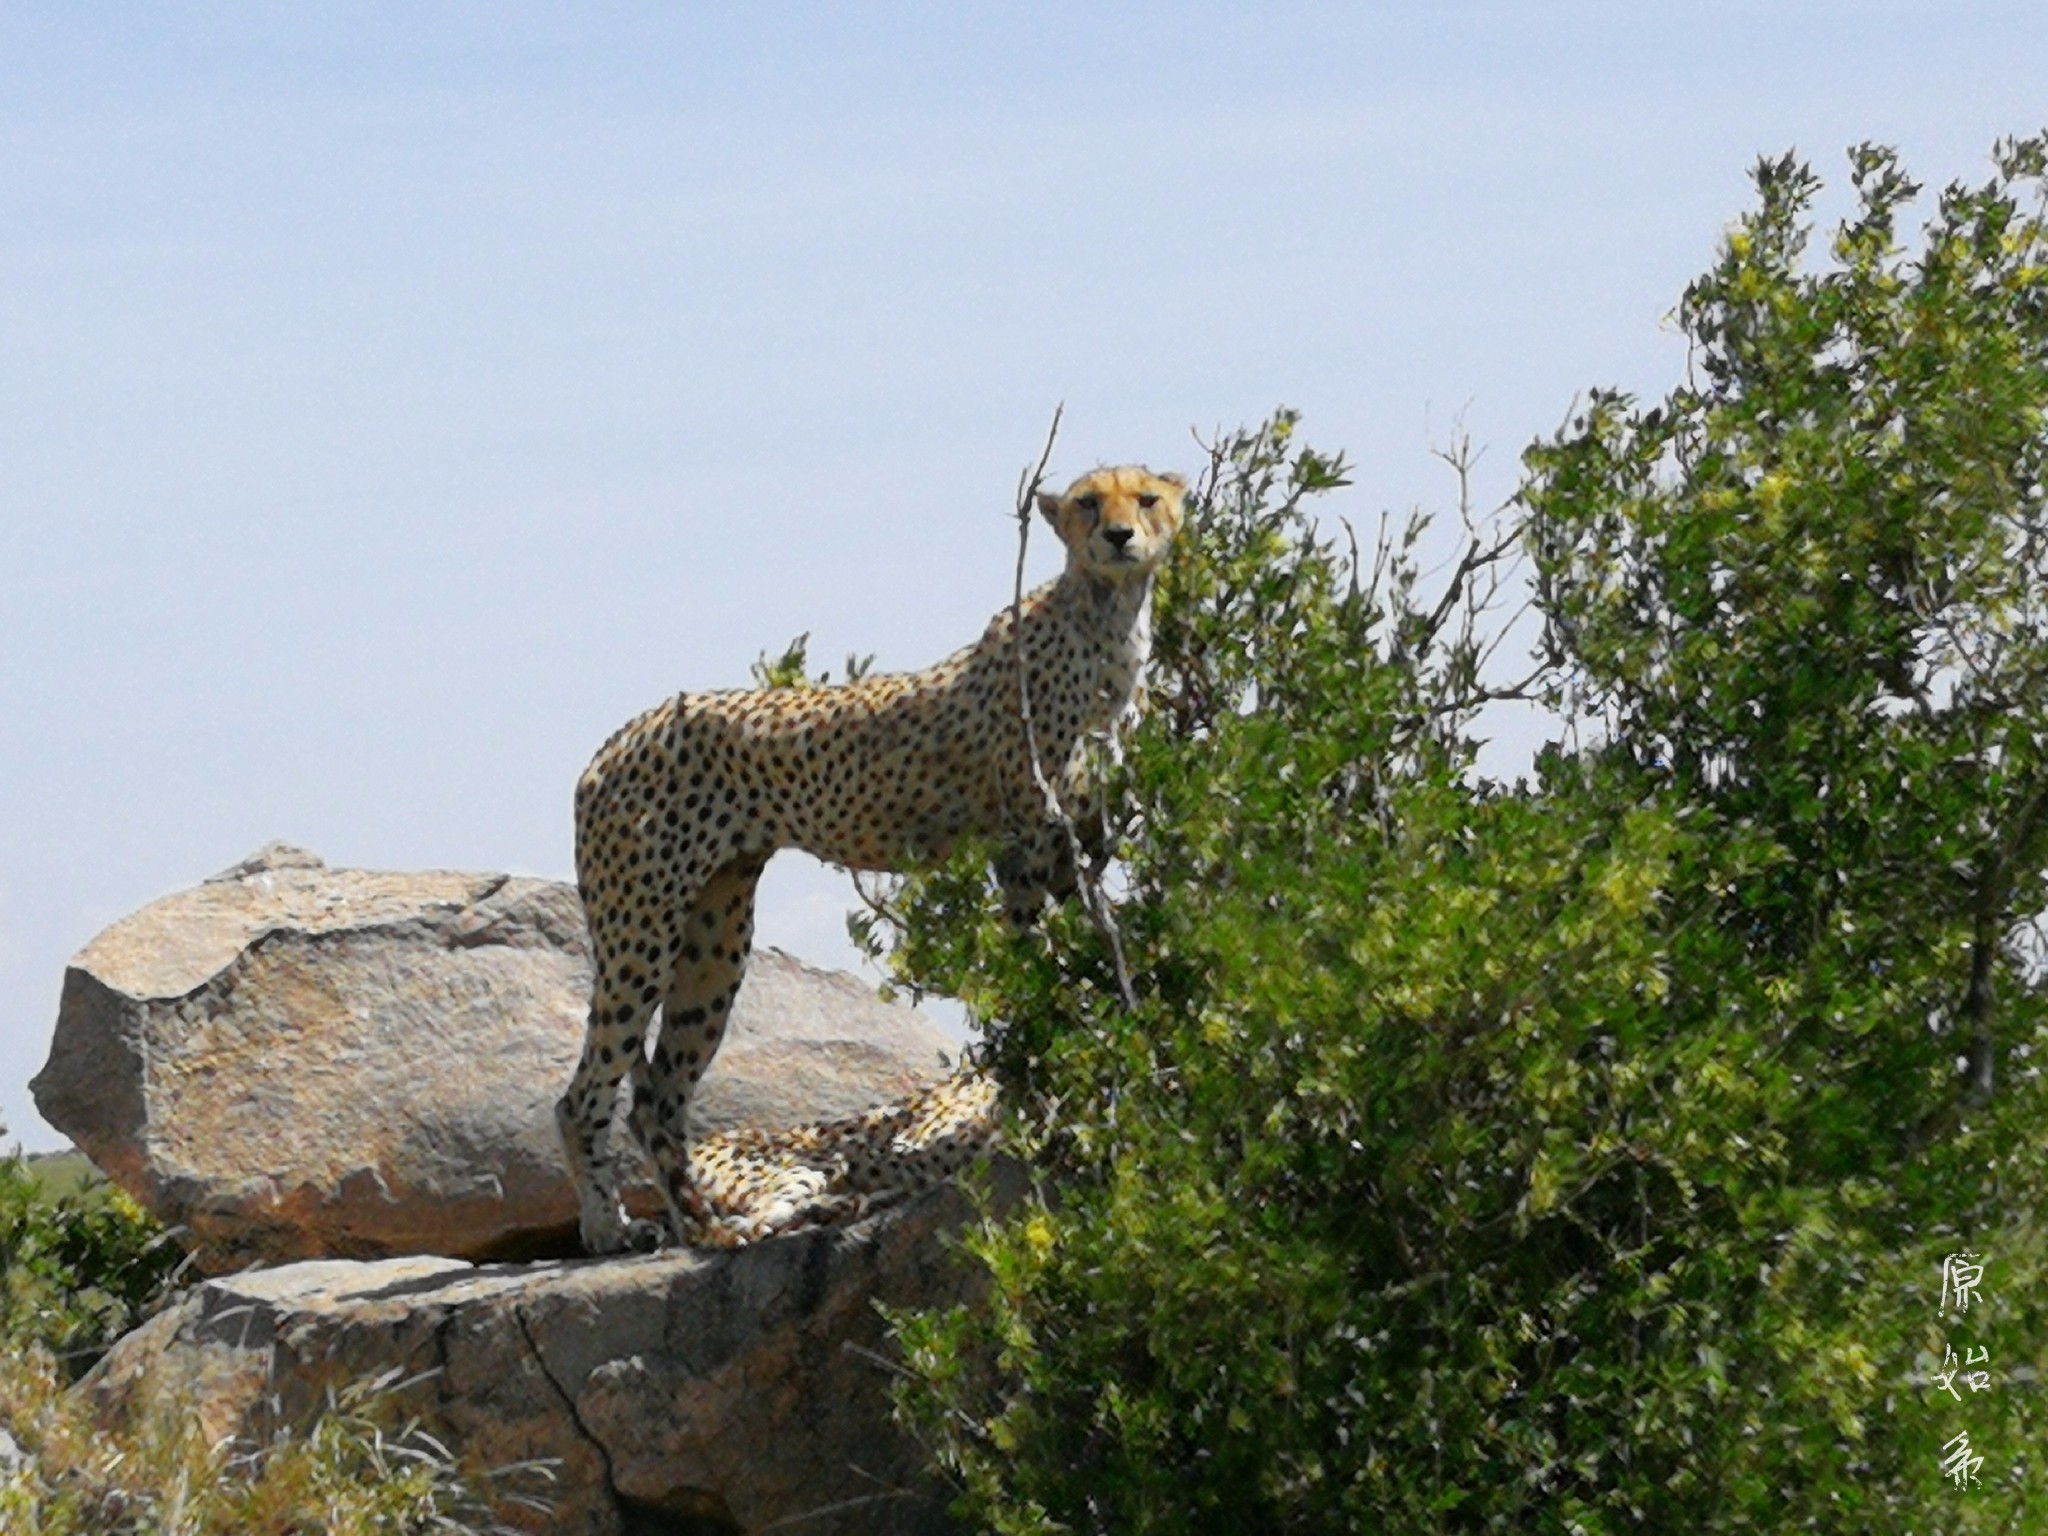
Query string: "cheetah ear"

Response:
xmin=1158 ymin=472 xmax=1187 ymax=490
xmin=1035 ymin=490 xmax=1063 ymax=526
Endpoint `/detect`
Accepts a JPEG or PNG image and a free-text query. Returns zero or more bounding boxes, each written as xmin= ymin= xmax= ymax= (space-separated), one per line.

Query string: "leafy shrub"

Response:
xmin=0 ymin=1136 xmax=182 ymax=1375
xmin=882 ymin=138 xmax=2048 ymax=1533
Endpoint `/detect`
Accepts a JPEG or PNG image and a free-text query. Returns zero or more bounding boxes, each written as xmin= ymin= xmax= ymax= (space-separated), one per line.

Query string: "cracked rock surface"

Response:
xmin=82 ymin=1184 xmax=985 ymax=1535
xmin=32 ymin=842 xmax=961 ymax=1273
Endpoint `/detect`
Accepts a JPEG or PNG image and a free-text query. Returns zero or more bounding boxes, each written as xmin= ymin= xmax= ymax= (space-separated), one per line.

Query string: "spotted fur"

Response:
xmin=558 ymin=466 xmax=1187 ymax=1252
xmin=684 ymin=1069 xmax=1000 ymax=1247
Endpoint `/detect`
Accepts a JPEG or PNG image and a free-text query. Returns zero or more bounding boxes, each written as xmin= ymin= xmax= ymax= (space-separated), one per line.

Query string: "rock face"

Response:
xmin=32 ymin=843 xmax=960 ymax=1272
xmin=83 ymin=1184 xmax=990 ymax=1535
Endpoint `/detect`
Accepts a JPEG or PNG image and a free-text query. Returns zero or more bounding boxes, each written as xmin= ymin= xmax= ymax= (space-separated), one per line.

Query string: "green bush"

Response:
xmin=881 ymin=138 xmax=2048 ymax=1533
xmin=0 ymin=1135 xmax=182 ymax=1375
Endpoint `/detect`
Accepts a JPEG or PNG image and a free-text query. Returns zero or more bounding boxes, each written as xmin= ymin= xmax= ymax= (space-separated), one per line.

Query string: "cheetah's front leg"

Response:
xmin=994 ymin=820 xmax=1080 ymax=929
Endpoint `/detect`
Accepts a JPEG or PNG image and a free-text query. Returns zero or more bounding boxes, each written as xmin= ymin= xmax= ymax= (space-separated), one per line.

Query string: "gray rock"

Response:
xmin=32 ymin=843 xmax=959 ymax=1272
xmin=81 ymin=1184 xmax=1000 ymax=1535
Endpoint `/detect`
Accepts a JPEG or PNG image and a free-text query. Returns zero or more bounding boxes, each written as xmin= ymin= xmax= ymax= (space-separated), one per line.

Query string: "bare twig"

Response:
xmin=847 ymin=870 xmax=907 ymax=933
xmin=1407 ymin=435 xmax=1526 ymax=661
xmin=1340 ymin=517 xmax=1366 ymax=606
xmin=1414 ymin=522 xmax=1523 ymax=660
xmin=1009 ymin=406 xmax=1140 ymax=1009
xmin=840 ymin=1339 xmax=915 ymax=1379
xmin=756 ymin=1487 xmax=914 ymax=1531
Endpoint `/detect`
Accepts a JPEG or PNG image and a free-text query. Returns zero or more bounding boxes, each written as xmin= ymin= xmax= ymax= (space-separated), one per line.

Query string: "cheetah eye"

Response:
xmin=1137 ymin=493 xmax=1159 ymax=509
xmin=1075 ymin=495 xmax=1101 ymax=515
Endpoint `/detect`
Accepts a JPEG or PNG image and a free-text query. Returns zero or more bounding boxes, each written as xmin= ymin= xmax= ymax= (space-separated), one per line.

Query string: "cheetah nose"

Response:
xmin=1103 ymin=526 xmax=1135 ymax=550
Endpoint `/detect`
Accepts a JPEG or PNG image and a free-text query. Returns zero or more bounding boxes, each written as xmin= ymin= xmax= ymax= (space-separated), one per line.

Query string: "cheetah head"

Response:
xmin=1036 ymin=466 xmax=1187 ymax=583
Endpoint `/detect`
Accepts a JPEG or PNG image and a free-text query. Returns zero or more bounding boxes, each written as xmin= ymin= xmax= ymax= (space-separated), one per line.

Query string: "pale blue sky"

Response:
xmin=4 ymin=4 xmax=2044 ymax=1147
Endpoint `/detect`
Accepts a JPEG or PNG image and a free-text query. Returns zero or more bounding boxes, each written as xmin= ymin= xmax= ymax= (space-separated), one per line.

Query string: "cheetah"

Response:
xmin=558 ymin=465 xmax=1187 ymax=1253
xmin=683 ymin=1068 xmax=1001 ymax=1247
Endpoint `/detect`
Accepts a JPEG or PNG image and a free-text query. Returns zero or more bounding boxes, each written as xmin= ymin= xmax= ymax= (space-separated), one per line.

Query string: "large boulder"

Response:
xmin=82 ymin=1183 xmax=995 ymax=1535
xmin=31 ymin=843 xmax=961 ymax=1272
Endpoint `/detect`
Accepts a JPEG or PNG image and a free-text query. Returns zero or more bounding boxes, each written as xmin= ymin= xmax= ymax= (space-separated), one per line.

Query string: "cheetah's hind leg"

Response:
xmin=556 ymin=933 xmax=673 ymax=1255
xmin=631 ymin=855 xmax=767 ymax=1244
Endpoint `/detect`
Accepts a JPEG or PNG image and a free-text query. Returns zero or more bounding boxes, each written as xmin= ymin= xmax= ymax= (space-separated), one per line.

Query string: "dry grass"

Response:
xmin=3 ymin=1134 xmax=557 ymax=1530
xmin=0 ymin=1341 xmax=551 ymax=1536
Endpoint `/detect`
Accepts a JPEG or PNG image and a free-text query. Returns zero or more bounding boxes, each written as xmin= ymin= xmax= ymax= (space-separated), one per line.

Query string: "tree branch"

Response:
xmin=1961 ymin=767 xmax=2048 ymax=1105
